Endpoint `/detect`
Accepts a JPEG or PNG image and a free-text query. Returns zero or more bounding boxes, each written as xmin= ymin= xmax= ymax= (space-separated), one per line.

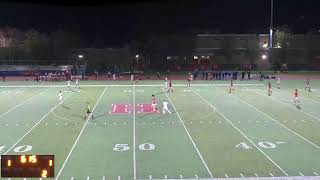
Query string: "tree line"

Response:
xmin=0 ymin=27 xmax=82 ymax=62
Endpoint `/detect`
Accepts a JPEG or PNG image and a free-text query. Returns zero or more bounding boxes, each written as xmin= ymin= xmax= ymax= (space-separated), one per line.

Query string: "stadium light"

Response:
xmin=261 ymin=54 xmax=267 ymax=60
xmin=135 ymin=54 xmax=139 ymax=58
xmin=78 ymin=54 xmax=84 ymax=59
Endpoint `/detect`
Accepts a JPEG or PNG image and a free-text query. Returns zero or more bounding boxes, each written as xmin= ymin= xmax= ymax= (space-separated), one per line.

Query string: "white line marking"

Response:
xmin=191 ymin=88 xmax=288 ymax=176
xmin=102 ymin=176 xmax=106 ymax=180
xmin=195 ymin=174 xmax=199 ymax=178
xmin=254 ymin=173 xmax=259 ymax=177
xmin=269 ymin=172 xmax=274 ymax=177
xmin=164 ymin=175 xmax=167 ymax=179
xmin=240 ymin=173 xmax=244 ymax=177
xmin=298 ymin=172 xmax=304 ymax=176
xmin=314 ymin=172 xmax=319 ymax=176
xmin=0 ymin=88 xmax=47 ymax=121
xmin=133 ymin=85 xmax=137 ymax=180
xmin=180 ymin=174 xmax=183 ymax=179
xmin=224 ymin=174 xmax=228 ymax=178
xmin=4 ymin=92 xmax=74 ymax=155
xmin=55 ymin=87 xmax=108 ymax=180
xmin=164 ymin=90 xmax=214 ymax=178
xmin=113 ymin=105 xmax=117 ymax=112
xmin=149 ymin=175 xmax=152 ymax=179
xmin=87 ymin=176 xmax=90 ymax=180
xmin=0 ymin=83 xmax=264 ymax=88
xmin=71 ymin=177 xmax=74 ymax=180
xmin=231 ymin=94 xmax=320 ymax=151
xmin=118 ymin=176 xmax=121 ymax=180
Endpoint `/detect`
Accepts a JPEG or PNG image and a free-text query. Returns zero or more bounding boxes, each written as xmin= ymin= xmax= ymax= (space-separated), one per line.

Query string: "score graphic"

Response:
xmin=1 ymin=155 xmax=54 ymax=178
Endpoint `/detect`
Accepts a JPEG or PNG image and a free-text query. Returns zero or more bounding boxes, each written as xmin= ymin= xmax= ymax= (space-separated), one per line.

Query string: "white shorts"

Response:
xmin=59 ymin=96 xmax=63 ymax=101
xmin=294 ymin=97 xmax=299 ymax=101
xmin=151 ymin=103 xmax=156 ymax=108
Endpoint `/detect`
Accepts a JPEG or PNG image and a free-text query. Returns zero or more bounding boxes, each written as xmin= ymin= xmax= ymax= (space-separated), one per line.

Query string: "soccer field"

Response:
xmin=0 ymin=79 xmax=320 ymax=180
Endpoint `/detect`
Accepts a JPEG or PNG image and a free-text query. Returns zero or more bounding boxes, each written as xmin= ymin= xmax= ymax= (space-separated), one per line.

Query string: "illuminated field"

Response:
xmin=0 ymin=79 xmax=320 ymax=180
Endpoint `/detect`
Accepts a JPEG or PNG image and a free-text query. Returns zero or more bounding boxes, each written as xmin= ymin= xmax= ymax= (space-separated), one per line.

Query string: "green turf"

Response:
xmin=0 ymin=79 xmax=320 ymax=180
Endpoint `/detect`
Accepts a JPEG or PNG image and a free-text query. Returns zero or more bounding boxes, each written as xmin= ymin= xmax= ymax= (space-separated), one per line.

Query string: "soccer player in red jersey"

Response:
xmin=187 ymin=73 xmax=191 ymax=87
xmin=293 ymin=89 xmax=300 ymax=107
xmin=228 ymin=79 xmax=234 ymax=94
xmin=167 ymin=80 xmax=173 ymax=93
xmin=267 ymin=81 xmax=272 ymax=96
xmin=151 ymin=94 xmax=157 ymax=112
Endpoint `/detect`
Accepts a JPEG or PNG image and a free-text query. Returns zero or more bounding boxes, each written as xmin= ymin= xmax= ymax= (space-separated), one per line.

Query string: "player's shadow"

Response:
xmin=61 ymin=105 xmax=71 ymax=109
xmin=93 ymin=113 xmax=107 ymax=119
xmin=296 ymin=105 xmax=301 ymax=110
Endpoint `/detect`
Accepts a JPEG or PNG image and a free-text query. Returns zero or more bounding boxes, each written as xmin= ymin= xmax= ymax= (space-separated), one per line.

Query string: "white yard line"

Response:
xmin=133 ymin=85 xmax=137 ymax=180
xmin=3 ymin=92 xmax=74 ymax=155
xmin=230 ymin=93 xmax=320 ymax=151
xmin=190 ymin=88 xmax=288 ymax=176
xmin=0 ymin=83 xmax=264 ymax=88
xmin=0 ymin=88 xmax=48 ymax=121
xmin=241 ymin=85 xmax=320 ymax=122
xmin=55 ymin=87 xmax=108 ymax=180
xmin=164 ymin=91 xmax=214 ymax=178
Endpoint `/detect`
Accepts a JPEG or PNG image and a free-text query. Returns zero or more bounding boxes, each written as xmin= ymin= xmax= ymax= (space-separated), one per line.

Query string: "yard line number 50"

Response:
xmin=113 ymin=143 xmax=155 ymax=152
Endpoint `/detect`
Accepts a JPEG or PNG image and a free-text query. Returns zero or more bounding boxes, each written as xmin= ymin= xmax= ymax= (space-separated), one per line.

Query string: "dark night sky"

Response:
xmin=1 ymin=0 xmax=320 ymax=47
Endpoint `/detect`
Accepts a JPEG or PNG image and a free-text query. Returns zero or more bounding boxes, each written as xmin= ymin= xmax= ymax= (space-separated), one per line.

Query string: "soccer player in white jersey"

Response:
xmin=58 ymin=91 xmax=63 ymax=104
xmin=276 ymin=77 xmax=281 ymax=89
xmin=163 ymin=80 xmax=168 ymax=91
xmin=75 ymin=78 xmax=80 ymax=89
xmin=67 ymin=80 xmax=71 ymax=91
xmin=162 ymin=100 xmax=171 ymax=114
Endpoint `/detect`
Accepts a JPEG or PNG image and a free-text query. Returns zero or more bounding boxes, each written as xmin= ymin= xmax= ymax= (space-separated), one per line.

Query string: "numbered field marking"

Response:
xmin=235 ymin=142 xmax=252 ymax=149
xmin=139 ymin=143 xmax=155 ymax=151
xmin=236 ymin=141 xmax=284 ymax=150
xmin=14 ymin=145 xmax=33 ymax=153
xmin=258 ymin=142 xmax=276 ymax=149
xmin=113 ymin=143 xmax=156 ymax=152
xmin=113 ymin=144 xmax=130 ymax=151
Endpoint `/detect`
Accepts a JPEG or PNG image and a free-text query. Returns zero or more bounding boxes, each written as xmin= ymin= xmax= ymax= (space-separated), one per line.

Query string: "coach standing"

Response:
xmin=1 ymin=71 xmax=5 ymax=82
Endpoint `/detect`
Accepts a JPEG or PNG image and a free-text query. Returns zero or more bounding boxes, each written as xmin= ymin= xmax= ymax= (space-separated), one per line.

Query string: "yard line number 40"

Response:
xmin=235 ymin=141 xmax=286 ymax=149
xmin=113 ymin=143 xmax=155 ymax=151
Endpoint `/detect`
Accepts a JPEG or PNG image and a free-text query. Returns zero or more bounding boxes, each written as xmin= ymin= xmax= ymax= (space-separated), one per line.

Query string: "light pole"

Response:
xmin=269 ymin=0 xmax=274 ymax=49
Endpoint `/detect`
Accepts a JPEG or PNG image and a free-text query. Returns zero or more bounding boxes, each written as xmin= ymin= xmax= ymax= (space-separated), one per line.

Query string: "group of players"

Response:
xmin=266 ymin=78 xmax=312 ymax=107
xmin=58 ymin=73 xmax=313 ymax=121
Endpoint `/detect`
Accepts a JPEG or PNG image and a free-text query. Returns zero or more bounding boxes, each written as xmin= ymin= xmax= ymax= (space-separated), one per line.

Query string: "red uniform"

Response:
xmin=152 ymin=96 xmax=156 ymax=104
xmin=294 ymin=91 xmax=298 ymax=97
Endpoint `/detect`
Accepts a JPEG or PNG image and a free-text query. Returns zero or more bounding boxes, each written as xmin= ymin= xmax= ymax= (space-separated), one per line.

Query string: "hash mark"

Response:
xmin=87 ymin=176 xmax=90 ymax=180
xmin=195 ymin=174 xmax=199 ymax=178
xmin=240 ymin=173 xmax=244 ymax=177
xmin=313 ymin=172 xmax=319 ymax=176
xmin=149 ymin=175 xmax=152 ymax=179
xmin=269 ymin=172 xmax=274 ymax=177
xmin=164 ymin=175 xmax=167 ymax=179
xmin=118 ymin=176 xmax=121 ymax=180
xmin=225 ymin=174 xmax=228 ymax=178
xmin=298 ymin=172 xmax=304 ymax=176
xmin=71 ymin=178 xmax=75 ymax=180
xmin=254 ymin=173 xmax=259 ymax=177
xmin=102 ymin=176 xmax=106 ymax=180
xmin=180 ymin=174 xmax=183 ymax=179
